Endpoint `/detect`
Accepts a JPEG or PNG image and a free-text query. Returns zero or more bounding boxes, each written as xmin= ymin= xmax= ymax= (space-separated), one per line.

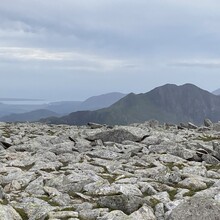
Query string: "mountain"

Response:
xmin=44 ymin=93 xmax=126 ymax=114
xmin=0 ymin=103 xmax=48 ymax=117
xmin=213 ymin=88 xmax=220 ymax=95
xmin=78 ymin=92 xmax=126 ymax=111
xmin=45 ymin=101 xmax=82 ymax=115
xmin=0 ymin=92 xmax=126 ymax=120
xmin=0 ymin=109 xmax=59 ymax=122
xmin=41 ymin=84 xmax=220 ymax=125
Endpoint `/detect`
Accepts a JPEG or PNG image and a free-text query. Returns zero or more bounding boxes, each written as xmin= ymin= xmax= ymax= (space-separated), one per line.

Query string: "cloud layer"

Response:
xmin=1 ymin=0 xmax=220 ymax=100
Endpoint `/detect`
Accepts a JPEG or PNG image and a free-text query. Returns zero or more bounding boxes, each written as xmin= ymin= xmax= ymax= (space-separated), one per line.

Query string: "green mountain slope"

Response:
xmin=41 ymin=84 xmax=220 ymax=125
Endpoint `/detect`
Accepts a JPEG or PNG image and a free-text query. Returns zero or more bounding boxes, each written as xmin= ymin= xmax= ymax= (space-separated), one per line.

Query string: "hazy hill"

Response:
xmin=0 ymin=109 xmax=59 ymax=122
xmin=0 ymin=103 xmax=48 ymax=117
xmin=0 ymin=93 xmax=126 ymax=121
xmin=78 ymin=92 xmax=126 ymax=111
xmin=45 ymin=101 xmax=82 ymax=115
xmin=213 ymin=88 xmax=220 ymax=95
xmin=42 ymin=84 xmax=220 ymax=125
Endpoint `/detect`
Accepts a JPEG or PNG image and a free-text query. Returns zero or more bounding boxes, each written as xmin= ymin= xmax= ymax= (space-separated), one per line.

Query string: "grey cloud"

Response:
xmin=170 ymin=59 xmax=220 ymax=69
xmin=1 ymin=0 xmax=220 ymax=100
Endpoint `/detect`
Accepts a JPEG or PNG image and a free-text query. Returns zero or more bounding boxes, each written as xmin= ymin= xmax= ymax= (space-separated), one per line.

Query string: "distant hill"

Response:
xmin=78 ymin=92 xmax=126 ymax=111
xmin=213 ymin=88 xmax=220 ymax=95
xmin=45 ymin=101 xmax=82 ymax=115
xmin=0 ymin=92 xmax=126 ymax=122
xmin=0 ymin=109 xmax=59 ymax=122
xmin=0 ymin=92 xmax=126 ymax=120
xmin=41 ymin=84 xmax=220 ymax=125
xmin=0 ymin=103 xmax=47 ymax=118
xmin=45 ymin=92 xmax=126 ymax=114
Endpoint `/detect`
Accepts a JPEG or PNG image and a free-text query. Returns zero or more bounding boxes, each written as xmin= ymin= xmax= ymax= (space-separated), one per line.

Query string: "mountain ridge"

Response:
xmin=41 ymin=83 xmax=220 ymax=125
xmin=0 ymin=92 xmax=126 ymax=122
xmin=0 ymin=109 xmax=59 ymax=122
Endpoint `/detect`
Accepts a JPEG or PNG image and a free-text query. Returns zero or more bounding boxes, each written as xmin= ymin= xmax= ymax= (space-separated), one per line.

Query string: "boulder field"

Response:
xmin=1 ymin=120 xmax=220 ymax=219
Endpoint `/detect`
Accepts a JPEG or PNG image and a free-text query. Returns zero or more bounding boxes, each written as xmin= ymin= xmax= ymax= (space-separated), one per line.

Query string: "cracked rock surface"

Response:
xmin=1 ymin=120 xmax=220 ymax=219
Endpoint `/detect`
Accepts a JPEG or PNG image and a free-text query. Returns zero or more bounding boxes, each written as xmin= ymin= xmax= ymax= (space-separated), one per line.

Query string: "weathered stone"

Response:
xmin=178 ymin=177 xmax=207 ymax=190
xmin=181 ymin=165 xmax=207 ymax=177
xmin=97 ymin=195 xmax=144 ymax=214
xmin=13 ymin=197 xmax=55 ymax=220
xmin=129 ymin=204 xmax=156 ymax=220
xmin=202 ymin=154 xmax=220 ymax=165
xmin=155 ymin=203 xmax=165 ymax=220
xmin=188 ymin=122 xmax=198 ymax=129
xmin=97 ymin=210 xmax=130 ymax=220
xmin=167 ymin=196 xmax=220 ymax=220
xmin=2 ymin=121 xmax=220 ymax=220
xmin=87 ymin=128 xmax=146 ymax=144
xmin=48 ymin=211 xmax=78 ymax=219
xmin=88 ymin=122 xmax=105 ymax=129
xmin=79 ymin=208 xmax=109 ymax=220
xmin=213 ymin=122 xmax=220 ymax=131
xmin=204 ymin=118 xmax=213 ymax=127
xmin=0 ymin=204 xmax=22 ymax=220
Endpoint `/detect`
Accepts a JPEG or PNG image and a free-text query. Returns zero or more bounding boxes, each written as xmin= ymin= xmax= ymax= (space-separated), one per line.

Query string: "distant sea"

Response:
xmin=0 ymin=99 xmax=50 ymax=105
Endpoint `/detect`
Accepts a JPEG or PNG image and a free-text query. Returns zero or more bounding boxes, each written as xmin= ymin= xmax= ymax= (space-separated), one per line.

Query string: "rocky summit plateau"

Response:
xmin=1 ymin=120 xmax=220 ymax=219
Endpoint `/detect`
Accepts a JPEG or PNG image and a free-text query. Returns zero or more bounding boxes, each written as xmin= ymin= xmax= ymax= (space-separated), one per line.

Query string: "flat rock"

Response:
xmin=129 ymin=204 xmax=156 ymax=220
xmin=97 ymin=210 xmax=130 ymax=220
xmin=97 ymin=195 xmax=144 ymax=215
xmin=168 ymin=196 xmax=220 ymax=220
xmin=0 ymin=204 xmax=22 ymax=220
xmin=87 ymin=128 xmax=147 ymax=144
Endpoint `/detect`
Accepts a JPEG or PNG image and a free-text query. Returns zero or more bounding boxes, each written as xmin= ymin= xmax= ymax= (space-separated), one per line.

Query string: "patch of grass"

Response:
xmin=38 ymin=196 xmax=60 ymax=207
xmin=14 ymin=208 xmax=29 ymax=220
xmin=183 ymin=190 xmax=197 ymax=197
xmin=147 ymin=163 xmax=157 ymax=168
xmin=206 ymin=164 xmax=220 ymax=171
xmin=41 ymin=168 xmax=56 ymax=172
xmin=100 ymin=174 xmax=118 ymax=184
xmin=48 ymin=200 xmax=60 ymax=207
xmin=0 ymin=199 xmax=8 ymax=205
xmin=60 ymin=207 xmax=75 ymax=211
xmin=165 ymin=162 xmax=185 ymax=170
xmin=168 ymin=189 xmax=178 ymax=201
xmin=197 ymin=134 xmax=220 ymax=142
xmin=29 ymin=135 xmax=37 ymax=139
xmin=148 ymin=198 xmax=160 ymax=208
xmin=47 ymin=130 xmax=56 ymax=136
xmin=15 ymin=163 xmax=35 ymax=171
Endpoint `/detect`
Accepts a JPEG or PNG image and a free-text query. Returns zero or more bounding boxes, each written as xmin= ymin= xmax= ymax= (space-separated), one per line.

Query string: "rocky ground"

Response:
xmin=1 ymin=120 xmax=220 ymax=219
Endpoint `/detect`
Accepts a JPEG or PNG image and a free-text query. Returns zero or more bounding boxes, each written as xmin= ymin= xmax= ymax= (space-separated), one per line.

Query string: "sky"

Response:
xmin=1 ymin=0 xmax=220 ymax=101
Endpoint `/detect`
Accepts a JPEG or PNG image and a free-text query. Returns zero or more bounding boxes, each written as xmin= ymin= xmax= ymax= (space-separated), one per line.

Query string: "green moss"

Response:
xmin=197 ymin=135 xmax=220 ymax=142
xmin=38 ymin=196 xmax=60 ymax=207
xmin=48 ymin=200 xmax=60 ymax=207
xmin=147 ymin=163 xmax=157 ymax=168
xmin=0 ymin=199 xmax=8 ymax=205
xmin=29 ymin=135 xmax=37 ymax=139
xmin=14 ymin=208 xmax=29 ymax=220
xmin=206 ymin=164 xmax=220 ymax=171
xmin=168 ymin=189 xmax=178 ymax=201
xmin=60 ymin=207 xmax=75 ymax=211
xmin=165 ymin=162 xmax=185 ymax=170
xmin=41 ymin=168 xmax=56 ymax=172
xmin=15 ymin=163 xmax=35 ymax=171
xmin=183 ymin=190 xmax=196 ymax=197
xmin=148 ymin=198 xmax=160 ymax=208
xmin=47 ymin=130 xmax=56 ymax=136
xmin=1 ymin=126 xmax=11 ymax=138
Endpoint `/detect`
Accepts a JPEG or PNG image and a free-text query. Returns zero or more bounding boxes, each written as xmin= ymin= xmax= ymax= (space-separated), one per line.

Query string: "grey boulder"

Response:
xmin=168 ymin=196 xmax=220 ymax=220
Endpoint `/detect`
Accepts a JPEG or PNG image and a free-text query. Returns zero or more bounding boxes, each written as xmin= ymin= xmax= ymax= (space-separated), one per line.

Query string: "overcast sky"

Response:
xmin=1 ymin=0 xmax=220 ymax=101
